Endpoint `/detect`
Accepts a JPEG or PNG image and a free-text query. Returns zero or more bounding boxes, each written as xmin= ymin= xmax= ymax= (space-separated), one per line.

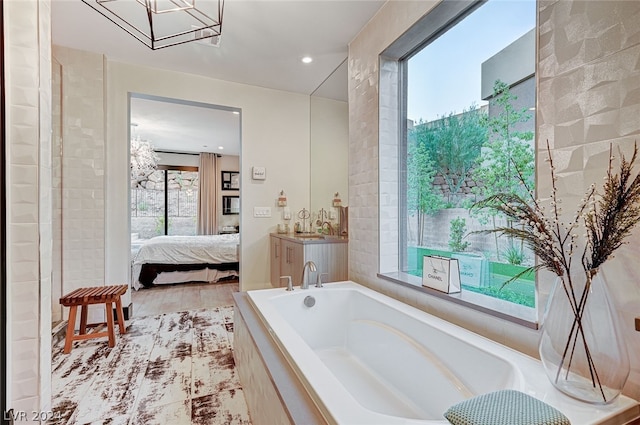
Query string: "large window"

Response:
xmin=131 ymin=166 xmax=199 ymax=238
xmin=391 ymin=0 xmax=537 ymax=315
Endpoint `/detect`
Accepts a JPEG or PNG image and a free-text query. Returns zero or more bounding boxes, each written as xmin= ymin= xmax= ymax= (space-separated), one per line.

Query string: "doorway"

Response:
xmin=128 ymin=94 xmax=241 ymax=316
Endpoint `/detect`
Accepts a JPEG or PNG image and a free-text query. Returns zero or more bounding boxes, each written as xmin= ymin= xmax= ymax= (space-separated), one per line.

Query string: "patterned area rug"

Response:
xmin=50 ymin=306 xmax=252 ymax=425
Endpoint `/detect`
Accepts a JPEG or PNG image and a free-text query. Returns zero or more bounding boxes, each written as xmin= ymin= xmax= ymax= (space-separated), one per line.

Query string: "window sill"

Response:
xmin=377 ymin=271 xmax=539 ymax=330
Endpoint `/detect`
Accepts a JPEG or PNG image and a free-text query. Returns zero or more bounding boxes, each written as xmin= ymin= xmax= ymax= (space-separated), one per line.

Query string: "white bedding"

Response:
xmin=132 ymin=234 xmax=239 ymax=290
xmin=133 ymin=234 xmax=239 ymax=265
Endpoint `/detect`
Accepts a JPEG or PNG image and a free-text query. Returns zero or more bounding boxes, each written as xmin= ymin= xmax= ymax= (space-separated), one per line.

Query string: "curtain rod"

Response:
xmin=155 ymin=150 xmax=221 ymax=157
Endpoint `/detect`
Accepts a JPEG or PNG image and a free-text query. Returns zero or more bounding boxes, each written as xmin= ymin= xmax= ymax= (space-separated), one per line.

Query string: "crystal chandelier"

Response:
xmin=130 ymin=137 xmax=160 ymax=178
xmin=82 ymin=0 xmax=224 ymax=50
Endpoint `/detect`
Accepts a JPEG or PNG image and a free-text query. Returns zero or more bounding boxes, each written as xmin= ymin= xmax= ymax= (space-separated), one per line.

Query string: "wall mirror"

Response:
xmin=222 ymin=196 xmax=240 ymax=214
xmin=310 ymin=60 xmax=349 ymax=213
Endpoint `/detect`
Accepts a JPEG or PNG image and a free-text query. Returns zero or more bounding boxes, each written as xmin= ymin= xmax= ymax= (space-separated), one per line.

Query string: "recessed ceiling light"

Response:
xmin=301 ymin=56 xmax=313 ymax=64
xmin=218 ymin=146 xmax=224 ymax=150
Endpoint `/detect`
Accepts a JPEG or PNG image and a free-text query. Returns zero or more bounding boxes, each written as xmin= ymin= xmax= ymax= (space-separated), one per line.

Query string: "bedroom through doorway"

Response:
xmin=129 ymin=93 xmax=241 ymax=317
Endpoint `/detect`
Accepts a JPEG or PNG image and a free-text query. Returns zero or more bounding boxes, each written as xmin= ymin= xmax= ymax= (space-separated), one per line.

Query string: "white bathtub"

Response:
xmin=245 ymin=281 xmax=639 ymax=425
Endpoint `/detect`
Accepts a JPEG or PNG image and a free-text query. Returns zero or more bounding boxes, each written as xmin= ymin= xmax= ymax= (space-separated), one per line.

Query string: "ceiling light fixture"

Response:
xmin=301 ymin=56 xmax=313 ymax=64
xmin=218 ymin=146 xmax=224 ymax=150
xmin=82 ymin=0 xmax=224 ymax=50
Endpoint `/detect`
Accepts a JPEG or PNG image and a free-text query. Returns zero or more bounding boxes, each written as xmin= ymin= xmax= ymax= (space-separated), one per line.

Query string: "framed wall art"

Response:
xmin=221 ymin=171 xmax=239 ymax=190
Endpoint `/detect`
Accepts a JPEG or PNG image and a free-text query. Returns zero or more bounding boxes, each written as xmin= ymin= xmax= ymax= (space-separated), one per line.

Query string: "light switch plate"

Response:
xmin=253 ymin=206 xmax=271 ymax=217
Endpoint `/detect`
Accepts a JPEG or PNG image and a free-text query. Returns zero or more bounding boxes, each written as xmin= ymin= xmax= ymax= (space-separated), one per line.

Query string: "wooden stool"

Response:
xmin=60 ymin=284 xmax=128 ymax=354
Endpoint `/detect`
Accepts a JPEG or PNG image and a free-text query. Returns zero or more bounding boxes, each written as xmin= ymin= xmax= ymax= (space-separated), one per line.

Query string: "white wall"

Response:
xmin=106 ymin=60 xmax=311 ymax=292
xmin=348 ymin=0 xmax=640 ymax=401
xmin=156 ymin=151 xmax=199 ymax=167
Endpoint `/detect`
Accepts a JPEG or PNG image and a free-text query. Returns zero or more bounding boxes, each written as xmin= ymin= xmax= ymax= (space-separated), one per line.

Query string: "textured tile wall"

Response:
xmin=52 ymin=46 xmax=106 ymax=325
xmin=38 ymin=0 xmax=53 ymax=410
xmin=5 ymin=0 xmax=52 ymax=415
xmin=537 ymin=0 xmax=640 ymax=400
xmin=234 ymin=311 xmax=290 ymax=425
xmin=51 ymin=59 xmax=62 ymax=324
xmin=349 ymin=0 xmax=640 ymax=400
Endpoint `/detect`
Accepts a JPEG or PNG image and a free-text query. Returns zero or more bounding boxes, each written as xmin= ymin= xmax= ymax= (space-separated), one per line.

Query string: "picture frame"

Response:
xmin=222 ymin=196 xmax=240 ymax=215
xmin=221 ymin=171 xmax=240 ymax=190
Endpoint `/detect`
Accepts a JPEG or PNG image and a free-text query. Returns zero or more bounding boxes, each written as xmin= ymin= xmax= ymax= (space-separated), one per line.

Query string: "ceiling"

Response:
xmin=51 ymin=1 xmax=385 ymax=155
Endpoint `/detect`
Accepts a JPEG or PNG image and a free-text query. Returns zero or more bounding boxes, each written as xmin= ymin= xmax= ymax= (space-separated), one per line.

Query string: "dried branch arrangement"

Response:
xmin=472 ymin=139 xmax=640 ymax=402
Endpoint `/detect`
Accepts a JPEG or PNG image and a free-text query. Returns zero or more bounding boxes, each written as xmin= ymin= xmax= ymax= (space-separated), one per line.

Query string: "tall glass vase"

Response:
xmin=539 ymin=269 xmax=629 ymax=404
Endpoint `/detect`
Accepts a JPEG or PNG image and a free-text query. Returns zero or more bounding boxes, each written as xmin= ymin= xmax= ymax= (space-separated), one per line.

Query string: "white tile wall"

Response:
xmin=38 ymin=0 xmax=53 ymax=410
xmin=349 ymin=0 xmax=640 ymax=401
xmin=5 ymin=0 xmax=53 ymax=417
xmin=52 ymin=46 xmax=106 ymax=325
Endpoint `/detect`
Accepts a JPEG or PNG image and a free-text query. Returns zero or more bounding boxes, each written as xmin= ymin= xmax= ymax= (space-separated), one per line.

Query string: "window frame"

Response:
xmin=377 ymin=0 xmax=539 ymax=329
xmin=137 ymin=164 xmax=199 ymax=236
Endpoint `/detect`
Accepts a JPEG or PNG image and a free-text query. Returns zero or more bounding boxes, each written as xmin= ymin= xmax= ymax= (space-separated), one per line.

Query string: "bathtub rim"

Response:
xmin=244 ymin=280 xmax=640 ymax=425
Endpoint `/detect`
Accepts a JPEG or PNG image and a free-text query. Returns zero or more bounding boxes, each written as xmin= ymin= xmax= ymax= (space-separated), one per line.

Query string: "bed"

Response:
xmin=131 ymin=233 xmax=240 ymax=290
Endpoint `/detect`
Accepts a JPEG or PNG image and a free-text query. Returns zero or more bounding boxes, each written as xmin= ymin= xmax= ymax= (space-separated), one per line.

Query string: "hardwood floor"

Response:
xmin=131 ymin=280 xmax=240 ymax=317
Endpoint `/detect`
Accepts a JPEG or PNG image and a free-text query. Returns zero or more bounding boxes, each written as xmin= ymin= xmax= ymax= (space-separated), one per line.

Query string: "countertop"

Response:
xmin=270 ymin=232 xmax=348 ymax=244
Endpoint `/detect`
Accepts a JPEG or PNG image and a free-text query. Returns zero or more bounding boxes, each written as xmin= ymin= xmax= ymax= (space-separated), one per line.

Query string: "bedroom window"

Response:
xmin=131 ymin=166 xmax=199 ymax=238
xmin=378 ymin=0 xmax=538 ymax=325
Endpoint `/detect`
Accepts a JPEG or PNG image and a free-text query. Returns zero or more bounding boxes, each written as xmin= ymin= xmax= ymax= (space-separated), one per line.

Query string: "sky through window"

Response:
xmin=407 ymin=0 xmax=536 ymax=122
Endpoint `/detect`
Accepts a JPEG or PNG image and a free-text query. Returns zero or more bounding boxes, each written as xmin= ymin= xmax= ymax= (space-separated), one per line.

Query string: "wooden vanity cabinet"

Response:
xmin=270 ymin=234 xmax=348 ymax=287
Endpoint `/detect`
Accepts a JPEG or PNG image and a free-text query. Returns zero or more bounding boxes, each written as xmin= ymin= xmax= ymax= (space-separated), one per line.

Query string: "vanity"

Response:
xmin=270 ymin=233 xmax=348 ymax=287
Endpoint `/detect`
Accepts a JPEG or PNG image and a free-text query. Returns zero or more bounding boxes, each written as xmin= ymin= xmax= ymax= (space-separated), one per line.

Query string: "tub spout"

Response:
xmin=300 ymin=261 xmax=317 ymax=289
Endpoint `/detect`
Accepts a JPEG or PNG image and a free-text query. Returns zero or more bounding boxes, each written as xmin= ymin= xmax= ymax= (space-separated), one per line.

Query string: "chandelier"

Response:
xmin=130 ymin=137 xmax=160 ymax=178
xmin=82 ymin=0 xmax=224 ymax=50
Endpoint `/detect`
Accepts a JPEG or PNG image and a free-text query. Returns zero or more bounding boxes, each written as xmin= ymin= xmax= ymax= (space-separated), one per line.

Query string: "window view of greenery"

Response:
xmin=131 ymin=169 xmax=199 ymax=238
xmin=404 ymin=0 xmax=536 ymax=307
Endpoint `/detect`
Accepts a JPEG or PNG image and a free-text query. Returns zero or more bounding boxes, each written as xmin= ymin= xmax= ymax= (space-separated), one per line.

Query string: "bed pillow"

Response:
xmin=443 ymin=389 xmax=571 ymax=425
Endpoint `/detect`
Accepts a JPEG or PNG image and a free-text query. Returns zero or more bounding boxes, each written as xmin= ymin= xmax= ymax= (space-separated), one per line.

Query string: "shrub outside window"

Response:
xmin=401 ymin=0 xmax=537 ymax=308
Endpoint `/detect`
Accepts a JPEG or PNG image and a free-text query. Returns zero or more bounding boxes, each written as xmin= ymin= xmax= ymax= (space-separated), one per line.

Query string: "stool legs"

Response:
xmin=80 ymin=305 xmax=88 ymax=334
xmin=115 ymin=296 xmax=126 ymax=335
xmin=105 ymin=302 xmax=116 ymax=348
xmin=64 ymin=305 xmax=78 ymax=354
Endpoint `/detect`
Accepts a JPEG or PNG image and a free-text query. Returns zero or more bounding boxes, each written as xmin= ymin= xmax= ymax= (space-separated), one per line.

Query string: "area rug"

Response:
xmin=50 ymin=306 xmax=252 ymax=425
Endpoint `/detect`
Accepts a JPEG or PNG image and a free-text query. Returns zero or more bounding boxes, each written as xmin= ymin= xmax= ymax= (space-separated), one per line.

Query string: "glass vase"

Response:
xmin=539 ymin=269 xmax=629 ymax=404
